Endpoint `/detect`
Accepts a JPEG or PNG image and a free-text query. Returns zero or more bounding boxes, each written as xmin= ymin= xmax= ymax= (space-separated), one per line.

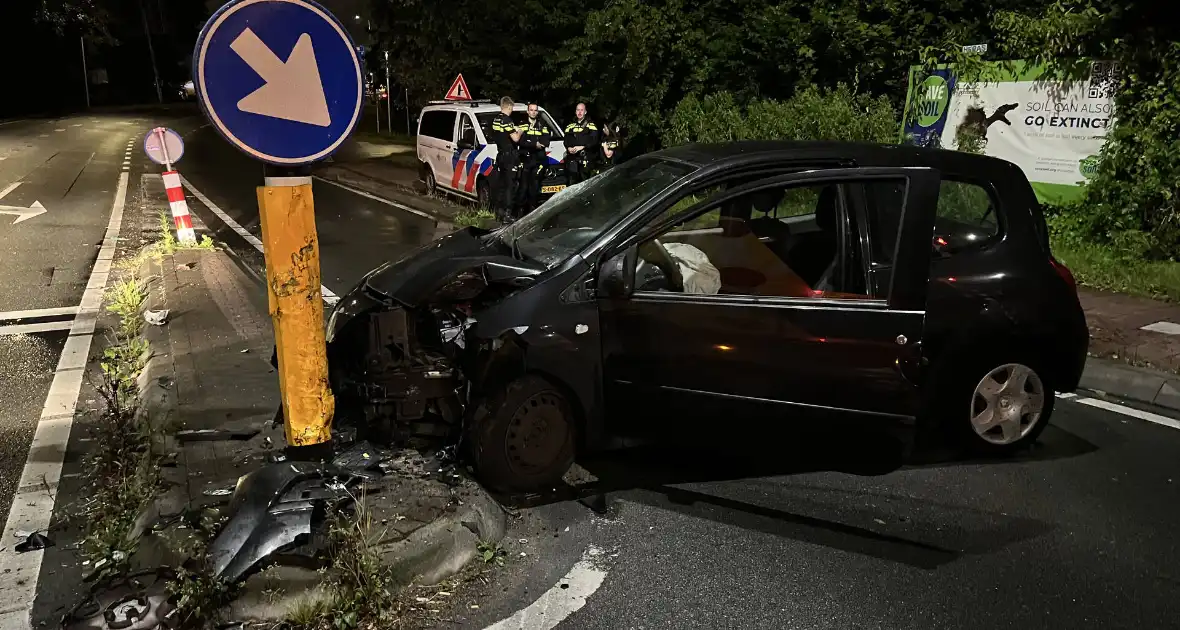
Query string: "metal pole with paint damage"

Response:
xmin=256 ymin=173 xmax=335 ymax=456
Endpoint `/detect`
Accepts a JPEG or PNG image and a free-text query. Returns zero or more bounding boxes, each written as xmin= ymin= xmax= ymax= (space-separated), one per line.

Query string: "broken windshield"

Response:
xmin=494 ymin=157 xmax=697 ymax=267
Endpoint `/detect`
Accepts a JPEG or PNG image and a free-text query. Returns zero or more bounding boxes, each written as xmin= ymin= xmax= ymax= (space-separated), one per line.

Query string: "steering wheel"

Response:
xmin=638 ymin=239 xmax=684 ymax=292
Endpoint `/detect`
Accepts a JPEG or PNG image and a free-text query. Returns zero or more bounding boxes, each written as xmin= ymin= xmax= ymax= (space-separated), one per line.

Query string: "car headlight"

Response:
xmin=325 ymin=305 xmax=342 ymax=343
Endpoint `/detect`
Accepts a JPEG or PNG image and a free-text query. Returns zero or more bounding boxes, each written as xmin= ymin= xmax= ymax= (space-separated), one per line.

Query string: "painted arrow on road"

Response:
xmin=0 ymin=200 xmax=47 ymax=224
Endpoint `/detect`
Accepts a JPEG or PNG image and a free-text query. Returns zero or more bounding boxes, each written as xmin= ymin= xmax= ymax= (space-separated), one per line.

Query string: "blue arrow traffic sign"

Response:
xmin=193 ymin=0 xmax=363 ymax=165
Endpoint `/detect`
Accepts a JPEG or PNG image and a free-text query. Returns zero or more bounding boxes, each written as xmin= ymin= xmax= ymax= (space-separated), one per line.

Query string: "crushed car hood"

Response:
xmin=364 ymin=227 xmax=546 ymax=307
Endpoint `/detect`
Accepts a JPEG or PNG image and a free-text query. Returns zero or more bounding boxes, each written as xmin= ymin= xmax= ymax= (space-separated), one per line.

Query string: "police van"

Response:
xmin=416 ymin=100 xmax=569 ymax=206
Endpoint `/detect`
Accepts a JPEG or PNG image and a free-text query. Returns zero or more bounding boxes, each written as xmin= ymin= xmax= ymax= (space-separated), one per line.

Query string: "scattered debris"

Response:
xmin=14 ymin=532 xmax=54 ymax=553
xmin=177 ymin=262 xmax=197 ymax=270
xmin=203 ymin=486 xmax=235 ymax=497
xmin=143 ymin=309 xmax=170 ymax=326
xmin=239 ymin=348 xmax=249 ymax=354
xmin=873 ymin=518 xmax=887 ymax=525
xmin=176 ymin=428 xmax=261 ymax=442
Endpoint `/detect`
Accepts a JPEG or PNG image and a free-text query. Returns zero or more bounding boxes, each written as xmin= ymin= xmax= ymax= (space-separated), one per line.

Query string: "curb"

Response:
xmin=1078 ymin=357 xmax=1180 ymax=412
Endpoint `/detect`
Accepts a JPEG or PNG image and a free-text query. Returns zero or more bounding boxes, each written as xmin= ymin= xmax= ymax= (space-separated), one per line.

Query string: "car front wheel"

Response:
xmin=467 ymin=375 xmax=575 ymax=494
xmin=951 ymin=359 xmax=1054 ymax=454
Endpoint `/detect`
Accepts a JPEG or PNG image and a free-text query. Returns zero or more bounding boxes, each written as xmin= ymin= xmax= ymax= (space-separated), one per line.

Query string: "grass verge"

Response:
xmin=1052 ymin=237 xmax=1180 ymax=303
xmin=453 ymin=207 xmax=497 ymax=230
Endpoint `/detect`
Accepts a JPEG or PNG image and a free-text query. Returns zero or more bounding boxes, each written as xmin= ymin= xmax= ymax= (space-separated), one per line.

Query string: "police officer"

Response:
xmin=516 ymin=102 xmax=552 ymax=214
xmin=597 ymin=122 xmax=621 ymax=172
xmin=490 ymin=96 xmax=522 ymax=219
xmin=564 ymin=102 xmax=599 ymax=185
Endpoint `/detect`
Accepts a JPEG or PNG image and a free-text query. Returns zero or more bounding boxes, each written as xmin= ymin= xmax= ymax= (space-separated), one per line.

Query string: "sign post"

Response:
xmin=195 ymin=0 xmax=363 ymax=459
xmin=144 ymin=127 xmax=196 ymax=244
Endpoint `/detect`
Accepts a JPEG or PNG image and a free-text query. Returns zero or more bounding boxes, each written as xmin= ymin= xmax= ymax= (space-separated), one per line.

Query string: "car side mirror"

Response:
xmin=598 ymin=246 xmax=637 ymax=298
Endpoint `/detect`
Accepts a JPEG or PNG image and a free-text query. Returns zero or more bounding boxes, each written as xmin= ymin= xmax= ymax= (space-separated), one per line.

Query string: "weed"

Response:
xmin=105 ymin=277 xmax=147 ymax=340
xmin=477 ymin=540 xmax=505 ymax=567
xmin=158 ymin=210 xmax=217 ymax=253
xmin=453 ymin=207 xmax=497 ymax=230
xmin=168 ymin=563 xmax=236 ymax=627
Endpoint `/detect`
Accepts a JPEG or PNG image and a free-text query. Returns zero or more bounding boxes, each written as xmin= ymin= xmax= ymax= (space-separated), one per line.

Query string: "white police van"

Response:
xmin=416 ymin=100 xmax=569 ymax=206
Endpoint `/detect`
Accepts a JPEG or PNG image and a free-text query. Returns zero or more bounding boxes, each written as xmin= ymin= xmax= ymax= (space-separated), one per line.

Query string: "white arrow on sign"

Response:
xmin=0 ymin=201 xmax=47 ymax=224
xmin=231 ymin=29 xmax=332 ymax=127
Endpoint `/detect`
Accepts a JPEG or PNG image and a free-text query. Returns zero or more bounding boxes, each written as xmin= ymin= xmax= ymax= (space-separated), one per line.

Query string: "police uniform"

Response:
xmin=564 ymin=117 xmax=599 ymax=185
xmin=598 ymin=130 xmax=620 ymax=171
xmin=490 ymin=112 xmax=521 ymax=215
xmin=517 ymin=116 xmax=552 ymax=214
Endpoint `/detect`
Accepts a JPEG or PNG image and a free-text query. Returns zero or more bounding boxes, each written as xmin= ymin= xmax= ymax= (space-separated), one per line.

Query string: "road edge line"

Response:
xmin=312 ymin=174 xmax=436 ymax=220
xmin=0 ymin=171 xmax=130 ymax=630
xmin=178 ymin=174 xmax=338 ymax=305
xmin=481 ymin=546 xmax=610 ymax=630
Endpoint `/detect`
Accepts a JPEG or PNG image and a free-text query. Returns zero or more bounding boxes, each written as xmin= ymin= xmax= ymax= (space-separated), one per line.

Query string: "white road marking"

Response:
xmin=0 ymin=306 xmax=78 ymax=321
xmin=0 ymin=321 xmax=75 ymax=336
xmin=178 ymin=174 xmax=339 ymax=305
xmin=0 ymin=172 xmax=129 ymax=629
xmin=313 ymin=176 xmax=435 ymax=220
xmin=1071 ymin=396 xmax=1180 ymax=431
xmin=70 ymin=124 xmax=82 ymax=128
xmin=482 ymin=546 xmax=610 ymax=630
xmin=1141 ymin=321 xmax=1180 ymax=335
xmin=0 ymin=182 xmax=19 ymax=200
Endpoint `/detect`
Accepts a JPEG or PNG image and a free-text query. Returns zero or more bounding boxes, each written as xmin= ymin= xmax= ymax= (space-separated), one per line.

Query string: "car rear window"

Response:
xmin=935 ymin=180 xmax=1000 ymax=250
xmin=419 ymin=110 xmax=457 ymax=141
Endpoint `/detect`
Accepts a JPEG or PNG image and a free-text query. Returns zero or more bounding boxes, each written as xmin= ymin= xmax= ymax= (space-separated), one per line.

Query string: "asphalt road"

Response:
xmin=4 ymin=111 xmax=1179 ymax=629
xmin=0 ymin=113 xmax=163 ymax=520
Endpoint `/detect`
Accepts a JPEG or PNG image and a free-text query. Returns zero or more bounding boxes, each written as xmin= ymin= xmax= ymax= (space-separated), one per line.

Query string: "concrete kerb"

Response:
xmin=1079 ymin=357 xmax=1180 ymax=413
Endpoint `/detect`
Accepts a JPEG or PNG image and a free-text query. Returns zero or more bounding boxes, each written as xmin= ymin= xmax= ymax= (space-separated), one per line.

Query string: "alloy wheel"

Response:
xmin=970 ymin=363 xmax=1046 ymax=445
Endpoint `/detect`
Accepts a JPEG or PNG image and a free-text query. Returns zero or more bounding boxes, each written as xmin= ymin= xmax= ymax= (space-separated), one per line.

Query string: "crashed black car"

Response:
xmin=323 ymin=141 xmax=1089 ymax=492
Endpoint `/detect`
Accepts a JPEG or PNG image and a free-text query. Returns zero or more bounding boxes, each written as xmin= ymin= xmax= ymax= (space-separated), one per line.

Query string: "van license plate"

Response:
xmin=541 ymin=185 xmax=566 ymax=194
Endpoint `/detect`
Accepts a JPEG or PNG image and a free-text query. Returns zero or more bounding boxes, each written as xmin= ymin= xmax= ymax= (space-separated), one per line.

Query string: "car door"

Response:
xmin=452 ymin=113 xmax=491 ymax=196
xmin=417 ymin=109 xmax=458 ymax=192
xmin=598 ymin=167 xmax=941 ymax=436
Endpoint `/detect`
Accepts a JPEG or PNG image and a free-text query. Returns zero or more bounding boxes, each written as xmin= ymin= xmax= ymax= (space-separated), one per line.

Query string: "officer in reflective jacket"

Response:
xmin=490 ymin=96 xmax=523 ymax=219
xmin=563 ymin=102 xmax=599 ymax=186
xmin=517 ymin=102 xmax=552 ymax=215
xmin=598 ymin=122 xmax=621 ymax=170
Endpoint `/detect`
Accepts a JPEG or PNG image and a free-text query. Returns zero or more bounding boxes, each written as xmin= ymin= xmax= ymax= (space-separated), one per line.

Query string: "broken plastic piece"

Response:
xmin=203 ymin=487 xmax=234 ymax=497
xmin=15 ymin=532 xmax=53 ymax=553
xmin=176 ymin=428 xmax=261 ymax=442
xmin=575 ymin=324 xmax=589 ymax=335
xmin=144 ymin=310 xmax=170 ymax=326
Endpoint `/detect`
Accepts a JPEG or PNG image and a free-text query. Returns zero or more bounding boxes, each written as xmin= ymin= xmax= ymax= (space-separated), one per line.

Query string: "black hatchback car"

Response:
xmin=323 ymin=141 xmax=1089 ymax=492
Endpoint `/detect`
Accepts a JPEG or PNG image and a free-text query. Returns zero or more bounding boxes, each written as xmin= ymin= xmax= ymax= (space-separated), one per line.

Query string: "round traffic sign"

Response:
xmin=193 ymin=0 xmax=363 ymax=166
xmin=143 ymin=127 xmax=185 ymax=166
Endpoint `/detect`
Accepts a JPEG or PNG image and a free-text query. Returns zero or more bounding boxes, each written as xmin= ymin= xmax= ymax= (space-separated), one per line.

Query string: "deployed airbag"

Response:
xmin=664 ymin=242 xmax=721 ymax=295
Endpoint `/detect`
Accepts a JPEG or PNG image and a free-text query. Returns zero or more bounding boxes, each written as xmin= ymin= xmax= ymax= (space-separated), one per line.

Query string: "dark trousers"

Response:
xmin=566 ymin=155 xmax=590 ymax=185
xmin=491 ymin=157 xmax=520 ymax=219
xmin=517 ymin=158 xmax=543 ymax=214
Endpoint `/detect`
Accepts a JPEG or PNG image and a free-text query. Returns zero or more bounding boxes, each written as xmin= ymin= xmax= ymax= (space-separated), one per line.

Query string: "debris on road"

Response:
xmin=143 ymin=309 xmax=170 ymax=326
xmin=175 ymin=428 xmax=261 ymax=442
xmin=14 ymin=531 xmax=53 ymax=553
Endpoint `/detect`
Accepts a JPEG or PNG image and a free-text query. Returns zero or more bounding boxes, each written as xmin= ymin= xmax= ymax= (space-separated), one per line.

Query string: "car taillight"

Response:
xmin=1051 ymin=256 xmax=1077 ymax=294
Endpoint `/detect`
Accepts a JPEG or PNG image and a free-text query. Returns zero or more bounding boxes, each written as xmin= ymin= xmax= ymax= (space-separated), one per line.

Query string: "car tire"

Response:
xmin=467 ymin=375 xmax=576 ymax=494
xmin=936 ymin=353 xmax=1055 ymax=455
xmin=424 ymin=167 xmax=437 ymax=197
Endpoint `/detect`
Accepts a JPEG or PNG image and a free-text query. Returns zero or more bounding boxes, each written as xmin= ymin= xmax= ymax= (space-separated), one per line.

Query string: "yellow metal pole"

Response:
xmin=256 ymin=174 xmax=334 ymax=455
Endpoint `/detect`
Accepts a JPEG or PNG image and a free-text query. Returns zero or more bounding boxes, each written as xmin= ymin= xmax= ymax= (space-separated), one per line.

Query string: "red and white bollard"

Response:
xmin=161 ymin=171 xmax=196 ymax=244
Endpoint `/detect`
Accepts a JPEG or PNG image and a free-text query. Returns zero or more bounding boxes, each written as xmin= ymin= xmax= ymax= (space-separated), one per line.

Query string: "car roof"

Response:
xmin=421 ymin=102 xmax=548 ymax=114
xmin=649 ymin=140 xmax=1022 ymax=175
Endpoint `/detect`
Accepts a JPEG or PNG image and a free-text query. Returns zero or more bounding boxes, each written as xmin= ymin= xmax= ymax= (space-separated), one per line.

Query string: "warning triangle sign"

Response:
xmin=445 ymin=74 xmax=472 ymax=101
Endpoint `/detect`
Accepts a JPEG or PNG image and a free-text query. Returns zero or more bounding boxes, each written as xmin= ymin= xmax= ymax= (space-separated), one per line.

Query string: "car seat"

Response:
xmin=784 ymin=186 xmax=840 ymax=287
